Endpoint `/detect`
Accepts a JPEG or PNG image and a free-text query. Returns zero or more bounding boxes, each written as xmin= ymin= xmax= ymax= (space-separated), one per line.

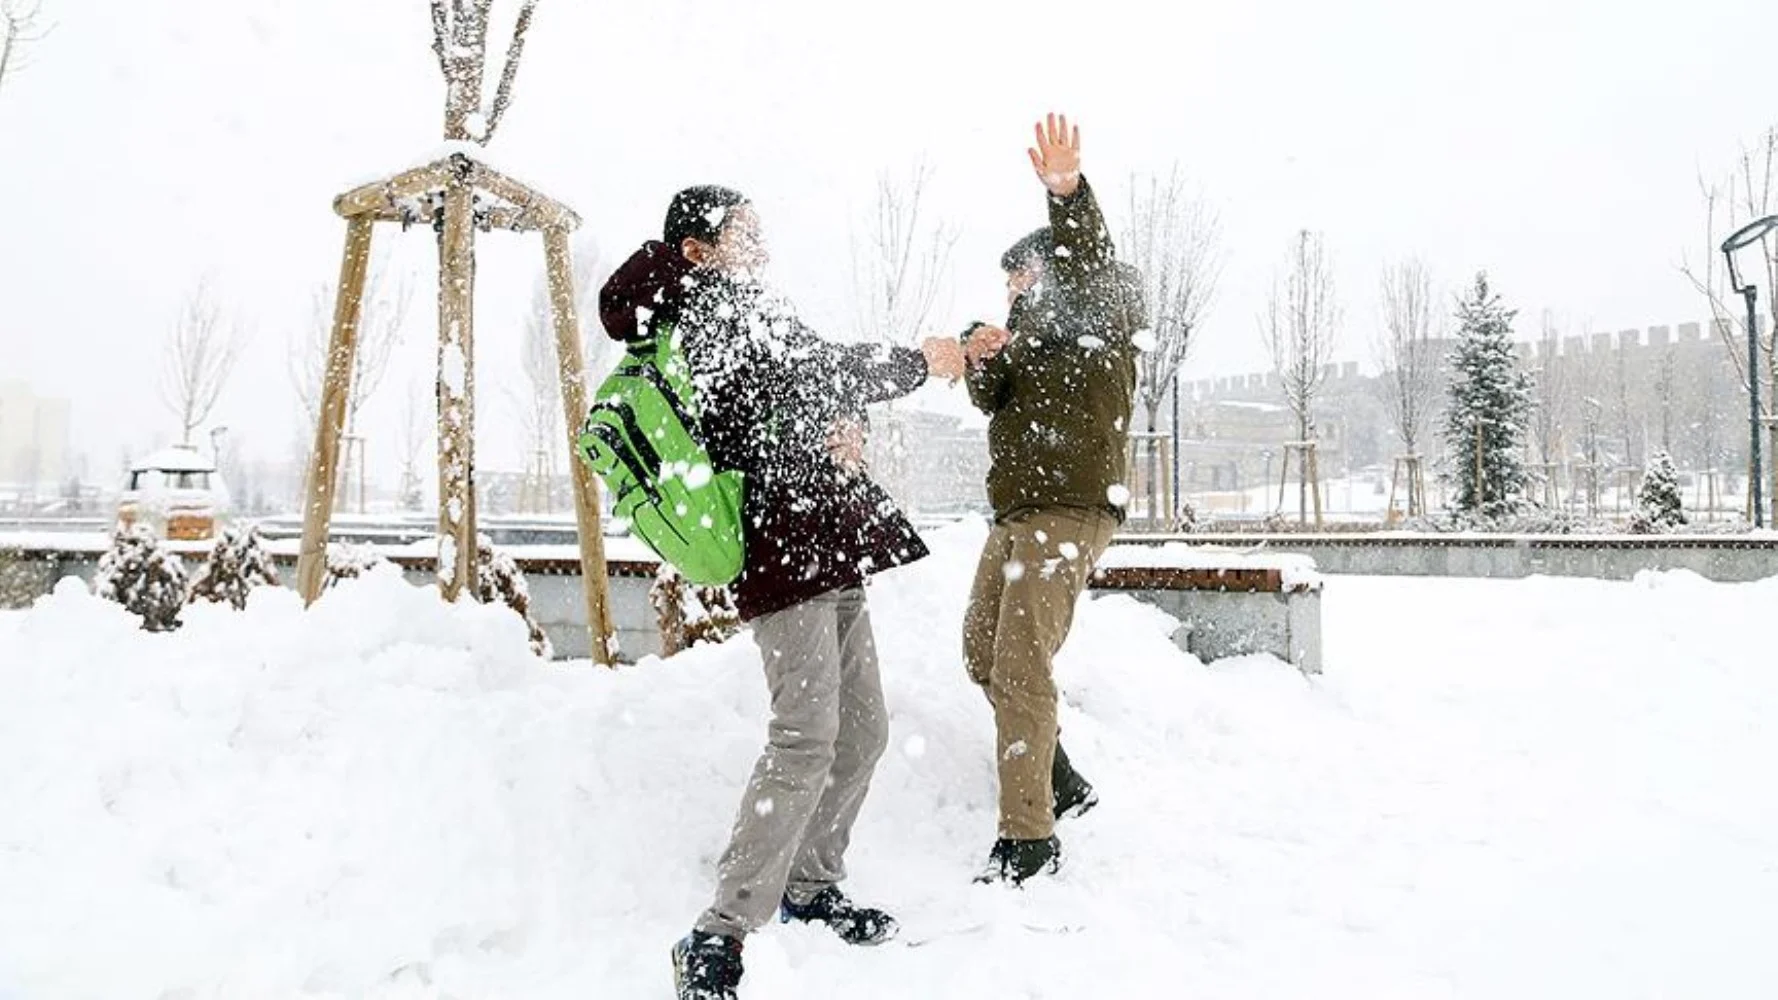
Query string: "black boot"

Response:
xmin=1052 ymin=741 xmax=1099 ymax=821
xmin=671 ymin=931 xmax=743 ymax=1000
xmin=974 ymin=835 xmax=1063 ymax=886
xmin=780 ymin=885 xmax=899 ymax=945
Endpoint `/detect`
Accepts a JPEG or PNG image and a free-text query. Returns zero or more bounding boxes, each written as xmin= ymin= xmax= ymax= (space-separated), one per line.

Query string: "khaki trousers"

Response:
xmin=962 ymin=508 xmax=1116 ymax=840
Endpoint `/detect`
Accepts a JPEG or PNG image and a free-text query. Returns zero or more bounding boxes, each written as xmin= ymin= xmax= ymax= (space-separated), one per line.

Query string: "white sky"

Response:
xmin=3 ymin=0 xmax=1777 ymax=477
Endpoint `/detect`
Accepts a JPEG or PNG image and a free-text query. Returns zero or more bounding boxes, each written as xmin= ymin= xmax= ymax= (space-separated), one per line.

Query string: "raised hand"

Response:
xmin=1027 ymin=113 xmax=1082 ymax=197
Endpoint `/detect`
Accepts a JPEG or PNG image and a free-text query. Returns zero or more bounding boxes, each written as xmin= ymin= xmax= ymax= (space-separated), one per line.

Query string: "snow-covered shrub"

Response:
xmin=473 ymin=535 xmax=551 ymax=659
xmin=651 ymin=564 xmax=741 ymax=657
xmin=94 ymin=524 xmax=187 ymax=632
xmin=188 ymin=524 xmax=280 ymax=610
xmin=1631 ymin=451 xmax=1687 ymax=534
xmin=1173 ymin=498 xmax=1203 ymax=534
xmin=324 ymin=542 xmax=387 ymax=589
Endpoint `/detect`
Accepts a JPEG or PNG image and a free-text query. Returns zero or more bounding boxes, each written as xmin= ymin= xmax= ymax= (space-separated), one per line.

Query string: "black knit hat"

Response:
xmin=1001 ymin=227 xmax=1054 ymax=272
xmin=664 ymin=185 xmax=750 ymax=247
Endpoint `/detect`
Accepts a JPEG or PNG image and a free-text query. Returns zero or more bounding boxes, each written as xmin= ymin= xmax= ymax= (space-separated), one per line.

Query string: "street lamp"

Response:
xmin=1721 ymin=214 xmax=1778 ymax=527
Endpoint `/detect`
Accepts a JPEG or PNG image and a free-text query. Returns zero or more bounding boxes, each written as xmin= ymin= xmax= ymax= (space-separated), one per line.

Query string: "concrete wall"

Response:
xmin=1171 ymin=535 xmax=1778 ymax=583
xmin=1131 ymin=588 xmax=1322 ymax=674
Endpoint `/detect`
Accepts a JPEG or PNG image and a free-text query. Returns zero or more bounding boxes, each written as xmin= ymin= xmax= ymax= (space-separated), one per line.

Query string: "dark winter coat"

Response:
xmin=600 ymin=242 xmax=931 ymax=621
xmin=967 ymin=178 xmax=1143 ymax=523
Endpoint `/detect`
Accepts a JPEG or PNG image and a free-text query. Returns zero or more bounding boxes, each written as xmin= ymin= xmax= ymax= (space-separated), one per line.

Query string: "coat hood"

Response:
xmin=598 ymin=240 xmax=696 ymax=343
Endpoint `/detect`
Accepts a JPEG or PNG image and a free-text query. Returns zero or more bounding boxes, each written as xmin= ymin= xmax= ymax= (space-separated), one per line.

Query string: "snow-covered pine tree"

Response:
xmin=188 ymin=524 xmax=280 ymax=610
xmin=1441 ymin=273 xmax=1534 ymax=520
xmin=1632 ymin=449 xmax=1686 ymax=532
xmin=94 ymin=524 xmax=188 ymax=632
xmin=473 ymin=535 xmax=552 ymax=658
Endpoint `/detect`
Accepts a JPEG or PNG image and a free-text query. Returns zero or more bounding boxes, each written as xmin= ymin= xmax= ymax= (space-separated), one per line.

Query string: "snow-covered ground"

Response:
xmin=2 ymin=523 xmax=1774 ymax=999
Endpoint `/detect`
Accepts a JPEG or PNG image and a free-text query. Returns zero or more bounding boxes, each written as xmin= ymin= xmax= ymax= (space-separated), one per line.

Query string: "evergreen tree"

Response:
xmin=95 ymin=525 xmax=187 ymax=632
xmin=1441 ymin=273 xmax=1534 ymax=519
xmin=188 ymin=524 xmax=280 ymax=610
xmin=1632 ymin=449 xmax=1686 ymax=532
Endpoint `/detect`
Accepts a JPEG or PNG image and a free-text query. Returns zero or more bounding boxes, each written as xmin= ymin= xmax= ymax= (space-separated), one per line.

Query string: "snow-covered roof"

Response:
xmin=130 ymin=445 xmax=215 ymax=474
xmin=1214 ymin=399 xmax=1287 ymax=413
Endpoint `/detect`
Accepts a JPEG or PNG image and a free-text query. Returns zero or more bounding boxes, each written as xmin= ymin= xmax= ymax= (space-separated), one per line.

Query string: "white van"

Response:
xmin=117 ymin=444 xmax=229 ymax=541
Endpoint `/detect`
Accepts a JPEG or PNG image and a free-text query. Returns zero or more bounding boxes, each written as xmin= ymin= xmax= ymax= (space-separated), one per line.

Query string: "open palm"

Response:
xmin=1028 ymin=113 xmax=1082 ymax=197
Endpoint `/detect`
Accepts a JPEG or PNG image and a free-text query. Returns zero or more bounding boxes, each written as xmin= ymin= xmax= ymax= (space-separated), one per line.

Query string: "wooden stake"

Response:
xmin=436 ymin=169 xmax=477 ymax=601
xmin=296 ymin=216 xmax=375 ymax=605
xmin=1308 ymin=442 xmax=1323 ymax=528
xmin=543 ymin=227 xmax=617 ymax=665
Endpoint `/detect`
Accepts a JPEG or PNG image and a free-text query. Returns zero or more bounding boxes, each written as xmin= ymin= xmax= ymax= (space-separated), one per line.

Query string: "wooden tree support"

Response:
xmin=1386 ymin=453 xmax=1428 ymax=524
xmin=1125 ymin=431 xmax=1175 ymax=531
xmin=294 ymin=152 xmax=616 ymax=666
xmin=1276 ymin=440 xmax=1323 ymax=527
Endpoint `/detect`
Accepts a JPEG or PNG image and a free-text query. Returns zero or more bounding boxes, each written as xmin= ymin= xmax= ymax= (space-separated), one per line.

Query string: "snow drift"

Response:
xmin=1 ymin=523 xmax=1774 ymax=999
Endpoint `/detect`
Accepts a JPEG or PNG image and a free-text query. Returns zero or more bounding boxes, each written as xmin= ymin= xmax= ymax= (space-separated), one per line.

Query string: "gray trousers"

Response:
xmin=695 ymin=586 xmax=890 ymax=939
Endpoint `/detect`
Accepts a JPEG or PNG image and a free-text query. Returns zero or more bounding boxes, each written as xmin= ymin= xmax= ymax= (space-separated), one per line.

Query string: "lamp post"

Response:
xmin=1721 ymin=214 xmax=1778 ymax=527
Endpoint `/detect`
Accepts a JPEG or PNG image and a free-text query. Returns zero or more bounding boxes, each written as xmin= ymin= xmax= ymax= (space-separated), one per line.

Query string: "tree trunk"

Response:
xmin=1144 ymin=398 xmax=1161 ymax=525
xmin=1297 ymin=415 xmax=1309 ymax=524
xmin=1474 ymin=423 xmax=1485 ymax=514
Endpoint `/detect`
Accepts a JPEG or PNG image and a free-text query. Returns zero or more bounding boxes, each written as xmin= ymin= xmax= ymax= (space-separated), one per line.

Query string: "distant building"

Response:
xmin=0 ymin=380 xmax=72 ymax=502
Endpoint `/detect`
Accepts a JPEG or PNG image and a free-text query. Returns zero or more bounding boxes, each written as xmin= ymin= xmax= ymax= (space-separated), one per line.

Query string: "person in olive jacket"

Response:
xmin=959 ymin=114 xmax=1144 ymax=885
xmin=599 ymin=186 xmax=966 ymax=1000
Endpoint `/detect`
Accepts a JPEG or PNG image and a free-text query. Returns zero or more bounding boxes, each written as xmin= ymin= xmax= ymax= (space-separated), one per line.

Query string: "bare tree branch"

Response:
xmin=1261 ymin=229 xmax=1340 ymax=439
xmin=1373 ymin=258 xmax=1441 ymax=458
xmin=1122 ymin=167 xmax=1223 ymax=431
xmin=429 ymin=0 xmax=451 ymax=78
xmin=160 ymin=284 xmax=242 ymax=446
xmin=483 ymin=0 xmax=537 ymax=141
xmin=0 ymin=0 xmax=51 ymax=96
xmin=1682 ymin=130 xmax=1778 ymax=411
xmin=509 ymin=236 xmax=608 ymax=511
xmin=850 ymin=162 xmax=958 ymax=347
xmin=398 ymin=376 xmax=431 ymax=511
xmin=289 ymin=257 xmax=412 ymax=436
xmin=1528 ymin=310 xmax=1569 ymax=468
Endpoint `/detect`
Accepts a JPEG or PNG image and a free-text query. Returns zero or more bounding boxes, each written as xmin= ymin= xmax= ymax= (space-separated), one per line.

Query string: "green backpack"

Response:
xmin=576 ymin=327 xmax=746 ymax=586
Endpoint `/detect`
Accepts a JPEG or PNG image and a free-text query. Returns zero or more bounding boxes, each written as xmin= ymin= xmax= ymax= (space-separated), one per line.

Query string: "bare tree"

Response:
xmin=512 ymin=236 xmax=606 ymax=513
xmin=398 ymin=377 xmax=430 ymax=512
xmin=430 ymin=0 xmax=539 ymax=143
xmin=1373 ymin=258 xmax=1441 ymax=517
xmin=849 ymin=163 xmax=957 ymax=506
xmin=0 ymin=0 xmax=49 ymax=98
xmin=851 ymin=162 xmax=957 ymax=346
xmin=1122 ymin=168 xmax=1223 ymax=435
xmin=160 ymin=285 xmax=241 ymax=446
xmin=1681 ymin=124 xmax=1778 ymax=521
xmin=1260 ymin=230 xmax=1340 ymax=521
xmin=1528 ymin=311 xmax=1569 ymax=506
xmin=289 ymin=264 xmax=413 ymax=511
xmin=1373 ymin=259 xmax=1441 ymax=452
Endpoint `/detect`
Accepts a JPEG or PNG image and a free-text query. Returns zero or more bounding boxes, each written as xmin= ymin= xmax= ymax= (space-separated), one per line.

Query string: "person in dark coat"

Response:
xmin=599 ymin=186 xmax=965 ymax=1000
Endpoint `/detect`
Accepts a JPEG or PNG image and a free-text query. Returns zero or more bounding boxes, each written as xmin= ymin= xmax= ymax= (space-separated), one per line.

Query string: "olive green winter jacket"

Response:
xmin=967 ymin=177 xmax=1143 ymax=523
